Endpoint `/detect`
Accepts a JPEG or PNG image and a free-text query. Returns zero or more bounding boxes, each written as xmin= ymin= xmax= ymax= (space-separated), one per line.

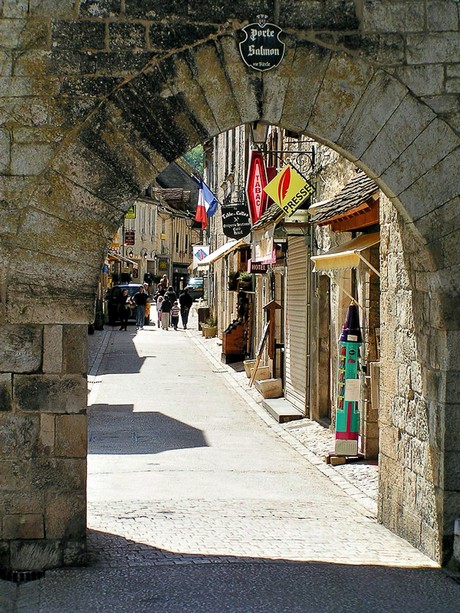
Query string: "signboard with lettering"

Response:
xmin=263 ymin=165 xmax=315 ymax=217
xmin=124 ymin=230 xmax=135 ymax=245
xmin=221 ymin=201 xmax=252 ymax=239
xmin=246 ymin=149 xmax=269 ymax=224
xmin=125 ymin=205 xmax=136 ymax=219
xmin=249 ymin=259 xmax=269 ymax=274
xmin=238 ymin=17 xmax=285 ymax=72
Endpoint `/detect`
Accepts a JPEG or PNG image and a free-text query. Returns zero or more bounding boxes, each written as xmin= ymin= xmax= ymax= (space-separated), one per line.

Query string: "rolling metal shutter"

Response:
xmin=285 ymin=236 xmax=309 ymax=413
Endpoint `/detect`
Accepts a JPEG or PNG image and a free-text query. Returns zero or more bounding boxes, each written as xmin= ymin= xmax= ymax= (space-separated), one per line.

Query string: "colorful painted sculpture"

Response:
xmin=335 ymin=302 xmax=362 ymax=456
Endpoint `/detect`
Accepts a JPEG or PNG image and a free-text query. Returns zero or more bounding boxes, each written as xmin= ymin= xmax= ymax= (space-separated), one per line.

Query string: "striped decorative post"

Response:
xmin=335 ymin=302 xmax=362 ymax=456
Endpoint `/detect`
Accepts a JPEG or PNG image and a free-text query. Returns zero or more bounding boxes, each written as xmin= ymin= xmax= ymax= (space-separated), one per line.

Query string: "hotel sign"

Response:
xmin=239 ymin=16 xmax=285 ymax=72
xmin=263 ymin=165 xmax=315 ymax=217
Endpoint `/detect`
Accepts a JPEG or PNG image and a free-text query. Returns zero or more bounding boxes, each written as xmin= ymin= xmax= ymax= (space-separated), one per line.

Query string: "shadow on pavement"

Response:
xmin=18 ymin=529 xmax=460 ymax=613
xmin=88 ymin=404 xmax=208 ymax=455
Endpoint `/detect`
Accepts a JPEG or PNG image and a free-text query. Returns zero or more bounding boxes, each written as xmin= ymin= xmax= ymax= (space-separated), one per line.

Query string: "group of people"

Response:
xmin=117 ymin=274 xmax=195 ymax=332
xmin=118 ymin=283 xmax=150 ymax=331
xmin=154 ymin=275 xmax=194 ymax=331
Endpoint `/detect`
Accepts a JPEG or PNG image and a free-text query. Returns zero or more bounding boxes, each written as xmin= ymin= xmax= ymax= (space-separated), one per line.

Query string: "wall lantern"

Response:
xmin=250 ymin=121 xmax=269 ymax=150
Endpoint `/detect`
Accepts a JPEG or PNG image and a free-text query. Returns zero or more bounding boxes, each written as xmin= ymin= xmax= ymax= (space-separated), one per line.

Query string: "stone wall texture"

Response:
xmin=0 ymin=0 xmax=459 ymax=569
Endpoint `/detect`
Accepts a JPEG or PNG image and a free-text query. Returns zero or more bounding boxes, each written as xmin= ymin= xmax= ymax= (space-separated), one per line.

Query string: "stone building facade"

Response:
xmin=1 ymin=1 xmax=460 ymax=570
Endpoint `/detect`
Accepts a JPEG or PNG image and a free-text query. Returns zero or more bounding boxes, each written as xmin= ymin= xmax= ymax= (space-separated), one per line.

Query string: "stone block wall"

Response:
xmin=0 ymin=0 xmax=459 ymax=569
xmin=379 ymin=195 xmax=446 ymax=563
xmin=0 ymin=324 xmax=87 ymax=571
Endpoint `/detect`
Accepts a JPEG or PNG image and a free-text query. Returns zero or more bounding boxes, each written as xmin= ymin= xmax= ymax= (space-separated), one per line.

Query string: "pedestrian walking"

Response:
xmin=133 ymin=285 xmax=148 ymax=330
xmin=156 ymin=295 xmax=164 ymax=328
xmin=170 ymin=300 xmax=180 ymax=330
xmin=161 ymin=294 xmax=172 ymax=330
xmin=179 ymin=286 xmax=193 ymax=329
xmin=118 ymin=288 xmax=131 ymax=331
xmin=160 ymin=274 xmax=170 ymax=290
xmin=165 ymin=285 xmax=177 ymax=303
xmin=143 ymin=283 xmax=152 ymax=326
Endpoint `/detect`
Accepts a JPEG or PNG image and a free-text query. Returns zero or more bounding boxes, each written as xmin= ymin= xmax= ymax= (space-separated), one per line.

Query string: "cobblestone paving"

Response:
xmin=5 ymin=318 xmax=459 ymax=612
xmin=87 ymin=497 xmax=427 ymax=570
xmin=85 ymin=318 xmax=429 ymax=571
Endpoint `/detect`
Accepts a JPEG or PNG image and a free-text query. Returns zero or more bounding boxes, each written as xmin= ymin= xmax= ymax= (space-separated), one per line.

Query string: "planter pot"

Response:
xmin=254 ymin=378 xmax=283 ymax=399
xmin=237 ymin=281 xmax=252 ymax=292
xmin=203 ymin=325 xmax=217 ymax=338
xmin=249 ymin=365 xmax=270 ymax=381
xmin=243 ymin=359 xmax=257 ymax=378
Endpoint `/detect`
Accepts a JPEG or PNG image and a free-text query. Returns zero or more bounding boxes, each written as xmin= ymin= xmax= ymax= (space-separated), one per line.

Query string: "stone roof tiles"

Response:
xmin=309 ymin=171 xmax=379 ymax=224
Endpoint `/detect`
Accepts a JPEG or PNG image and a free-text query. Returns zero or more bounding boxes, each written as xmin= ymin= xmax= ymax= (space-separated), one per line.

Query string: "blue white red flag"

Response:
xmin=194 ymin=179 xmax=219 ymax=229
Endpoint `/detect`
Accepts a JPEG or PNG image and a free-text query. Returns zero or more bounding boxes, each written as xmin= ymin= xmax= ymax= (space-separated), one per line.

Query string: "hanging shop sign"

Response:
xmin=221 ymin=201 xmax=251 ymax=239
xmin=125 ymin=205 xmax=136 ymax=219
xmin=124 ymin=230 xmax=135 ymax=245
xmin=246 ymin=149 xmax=269 ymax=224
xmin=238 ymin=15 xmax=285 ymax=72
xmin=248 ymin=259 xmax=269 ymax=274
xmin=193 ymin=244 xmax=210 ymax=269
xmin=158 ymin=257 xmax=169 ymax=272
xmin=252 ymin=225 xmax=276 ymax=264
xmin=263 ymin=164 xmax=315 ymax=217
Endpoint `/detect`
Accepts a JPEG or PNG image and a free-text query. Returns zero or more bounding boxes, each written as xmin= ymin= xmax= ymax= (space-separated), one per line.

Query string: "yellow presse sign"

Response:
xmin=125 ymin=205 xmax=136 ymax=219
xmin=263 ymin=165 xmax=314 ymax=216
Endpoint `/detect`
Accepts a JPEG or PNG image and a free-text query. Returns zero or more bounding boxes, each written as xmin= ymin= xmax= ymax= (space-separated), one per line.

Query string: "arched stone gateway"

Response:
xmin=1 ymin=1 xmax=459 ymax=571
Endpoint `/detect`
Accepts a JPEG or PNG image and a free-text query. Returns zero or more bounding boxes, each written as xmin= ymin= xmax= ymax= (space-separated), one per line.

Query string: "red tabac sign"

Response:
xmin=245 ymin=149 xmax=268 ymax=224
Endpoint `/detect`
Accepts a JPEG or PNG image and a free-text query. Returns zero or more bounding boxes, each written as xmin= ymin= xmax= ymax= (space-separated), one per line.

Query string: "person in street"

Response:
xmin=133 ymin=285 xmax=148 ymax=330
xmin=156 ymin=282 xmax=166 ymax=295
xmin=161 ymin=294 xmax=172 ymax=330
xmin=143 ymin=283 xmax=152 ymax=326
xmin=165 ymin=285 xmax=177 ymax=304
xmin=160 ymin=274 xmax=170 ymax=291
xmin=156 ymin=294 xmax=164 ymax=328
xmin=170 ymin=300 xmax=180 ymax=330
xmin=118 ymin=288 xmax=131 ymax=331
xmin=179 ymin=286 xmax=193 ymax=329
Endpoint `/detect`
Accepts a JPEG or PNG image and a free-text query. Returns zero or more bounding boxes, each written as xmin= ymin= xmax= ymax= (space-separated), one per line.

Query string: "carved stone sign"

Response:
xmin=221 ymin=202 xmax=252 ymax=239
xmin=238 ymin=16 xmax=285 ymax=72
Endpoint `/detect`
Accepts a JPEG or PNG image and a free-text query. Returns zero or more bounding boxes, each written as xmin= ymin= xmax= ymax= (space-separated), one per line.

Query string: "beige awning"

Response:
xmin=311 ymin=232 xmax=380 ymax=272
xmin=108 ymin=252 xmax=137 ymax=266
xmin=197 ymin=239 xmax=245 ymax=266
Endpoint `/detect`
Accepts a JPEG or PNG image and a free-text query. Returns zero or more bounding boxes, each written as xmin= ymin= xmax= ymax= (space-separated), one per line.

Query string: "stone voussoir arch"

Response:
xmin=1 ymin=1 xmax=460 ymax=572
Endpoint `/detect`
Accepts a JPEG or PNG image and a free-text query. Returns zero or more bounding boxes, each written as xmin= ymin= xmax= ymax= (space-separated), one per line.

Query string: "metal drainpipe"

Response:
xmin=304 ymin=226 xmax=312 ymax=419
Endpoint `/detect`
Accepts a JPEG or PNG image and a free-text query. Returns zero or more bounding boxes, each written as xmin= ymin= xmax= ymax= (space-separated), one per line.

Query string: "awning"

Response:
xmin=197 ymin=239 xmax=245 ymax=266
xmin=108 ymin=252 xmax=137 ymax=266
xmin=311 ymin=232 xmax=380 ymax=273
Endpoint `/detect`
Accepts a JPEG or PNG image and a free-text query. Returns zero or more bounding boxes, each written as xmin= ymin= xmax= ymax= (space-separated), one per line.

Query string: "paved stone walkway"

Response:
xmin=186 ymin=319 xmax=378 ymax=516
xmin=3 ymin=311 xmax=459 ymax=612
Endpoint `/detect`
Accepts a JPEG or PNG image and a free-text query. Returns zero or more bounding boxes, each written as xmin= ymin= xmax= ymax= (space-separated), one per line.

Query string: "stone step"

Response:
xmin=261 ymin=397 xmax=304 ymax=424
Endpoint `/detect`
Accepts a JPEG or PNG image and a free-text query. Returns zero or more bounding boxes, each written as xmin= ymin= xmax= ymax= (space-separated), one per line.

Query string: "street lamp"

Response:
xmin=250 ymin=121 xmax=269 ymax=150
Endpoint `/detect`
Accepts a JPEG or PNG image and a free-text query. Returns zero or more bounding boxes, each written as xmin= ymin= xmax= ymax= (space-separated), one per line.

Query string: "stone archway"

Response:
xmin=1 ymin=2 xmax=459 ymax=570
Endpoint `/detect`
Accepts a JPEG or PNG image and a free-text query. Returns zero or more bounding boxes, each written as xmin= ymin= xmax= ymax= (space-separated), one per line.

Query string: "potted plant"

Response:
xmin=202 ymin=316 xmax=218 ymax=338
xmin=237 ymin=272 xmax=253 ymax=291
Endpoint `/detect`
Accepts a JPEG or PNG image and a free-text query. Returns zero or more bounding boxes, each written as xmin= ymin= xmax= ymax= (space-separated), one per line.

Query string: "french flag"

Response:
xmin=194 ymin=179 xmax=219 ymax=229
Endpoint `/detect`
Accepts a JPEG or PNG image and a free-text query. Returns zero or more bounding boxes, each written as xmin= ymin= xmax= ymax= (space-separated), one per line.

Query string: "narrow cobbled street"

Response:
xmin=17 ymin=312 xmax=460 ymax=612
